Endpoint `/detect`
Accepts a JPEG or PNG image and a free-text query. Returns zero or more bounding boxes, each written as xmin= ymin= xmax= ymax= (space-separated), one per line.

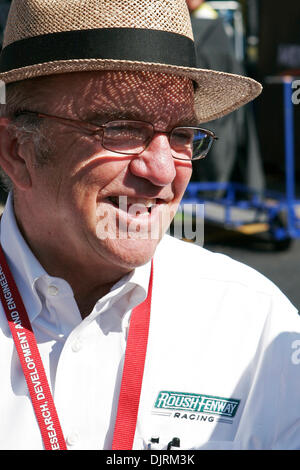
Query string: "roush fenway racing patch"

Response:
xmin=154 ymin=391 xmax=240 ymax=418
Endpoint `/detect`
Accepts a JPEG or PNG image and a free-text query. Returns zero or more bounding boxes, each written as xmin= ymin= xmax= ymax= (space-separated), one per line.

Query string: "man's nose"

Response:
xmin=129 ymin=133 xmax=176 ymax=186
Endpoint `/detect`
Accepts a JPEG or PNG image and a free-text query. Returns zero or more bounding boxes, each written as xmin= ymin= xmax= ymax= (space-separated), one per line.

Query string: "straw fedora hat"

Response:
xmin=0 ymin=0 xmax=262 ymax=123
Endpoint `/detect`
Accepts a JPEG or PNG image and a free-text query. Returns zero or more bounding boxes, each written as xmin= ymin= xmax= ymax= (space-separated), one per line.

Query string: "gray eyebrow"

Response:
xmin=81 ymin=110 xmax=199 ymax=129
xmin=82 ymin=110 xmax=141 ymax=124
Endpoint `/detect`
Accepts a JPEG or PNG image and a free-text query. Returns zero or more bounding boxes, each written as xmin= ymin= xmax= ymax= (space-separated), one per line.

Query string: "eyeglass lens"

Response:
xmin=102 ymin=121 xmax=213 ymax=160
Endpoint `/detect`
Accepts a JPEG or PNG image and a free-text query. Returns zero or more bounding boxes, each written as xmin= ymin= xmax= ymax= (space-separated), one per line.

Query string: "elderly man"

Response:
xmin=0 ymin=0 xmax=299 ymax=451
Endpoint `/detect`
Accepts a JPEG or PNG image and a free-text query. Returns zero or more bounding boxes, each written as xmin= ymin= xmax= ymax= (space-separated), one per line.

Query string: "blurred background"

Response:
xmin=0 ymin=0 xmax=299 ymax=308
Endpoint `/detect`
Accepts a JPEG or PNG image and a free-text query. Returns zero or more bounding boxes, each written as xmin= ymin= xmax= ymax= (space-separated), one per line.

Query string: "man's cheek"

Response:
xmin=173 ymin=164 xmax=193 ymax=194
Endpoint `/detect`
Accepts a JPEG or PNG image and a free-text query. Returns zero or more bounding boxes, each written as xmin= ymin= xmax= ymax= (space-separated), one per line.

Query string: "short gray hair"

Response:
xmin=0 ymin=80 xmax=54 ymax=192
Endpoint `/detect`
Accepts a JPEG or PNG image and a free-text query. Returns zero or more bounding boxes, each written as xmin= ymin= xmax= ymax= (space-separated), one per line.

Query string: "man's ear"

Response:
xmin=0 ymin=117 xmax=32 ymax=190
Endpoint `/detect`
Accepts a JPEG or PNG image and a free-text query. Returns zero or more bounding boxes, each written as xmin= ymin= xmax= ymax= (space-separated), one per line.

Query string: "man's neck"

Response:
xmin=30 ymin=245 xmax=127 ymax=318
xmin=13 ymin=202 xmax=131 ymax=319
xmin=33 ymin=248 xmax=129 ymax=318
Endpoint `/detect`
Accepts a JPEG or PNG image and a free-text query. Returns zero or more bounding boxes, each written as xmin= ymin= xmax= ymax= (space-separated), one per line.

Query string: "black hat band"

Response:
xmin=0 ymin=28 xmax=197 ymax=73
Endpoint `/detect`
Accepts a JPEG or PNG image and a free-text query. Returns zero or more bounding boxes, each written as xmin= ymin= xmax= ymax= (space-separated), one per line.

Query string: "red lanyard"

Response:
xmin=0 ymin=245 xmax=67 ymax=449
xmin=112 ymin=259 xmax=153 ymax=449
xmin=0 ymin=244 xmax=153 ymax=450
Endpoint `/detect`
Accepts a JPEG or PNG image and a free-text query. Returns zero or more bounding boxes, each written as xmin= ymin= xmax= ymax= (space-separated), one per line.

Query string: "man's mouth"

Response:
xmin=107 ymin=196 xmax=162 ymax=215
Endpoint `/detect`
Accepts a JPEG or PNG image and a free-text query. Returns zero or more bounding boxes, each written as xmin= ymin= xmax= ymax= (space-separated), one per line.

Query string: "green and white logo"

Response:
xmin=155 ymin=391 xmax=240 ymax=418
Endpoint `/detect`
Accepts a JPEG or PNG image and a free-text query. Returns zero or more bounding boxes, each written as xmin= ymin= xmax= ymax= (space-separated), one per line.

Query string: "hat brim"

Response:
xmin=0 ymin=58 xmax=262 ymax=123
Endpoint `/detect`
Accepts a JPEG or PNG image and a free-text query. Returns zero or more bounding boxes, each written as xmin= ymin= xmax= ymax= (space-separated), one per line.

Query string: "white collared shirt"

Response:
xmin=0 ymin=194 xmax=300 ymax=450
xmin=0 ymin=194 xmax=151 ymax=450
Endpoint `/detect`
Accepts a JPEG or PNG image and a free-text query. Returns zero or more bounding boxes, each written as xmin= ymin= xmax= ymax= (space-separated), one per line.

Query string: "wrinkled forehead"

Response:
xmin=23 ymin=70 xmax=197 ymax=128
xmin=85 ymin=70 xmax=196 ymax=127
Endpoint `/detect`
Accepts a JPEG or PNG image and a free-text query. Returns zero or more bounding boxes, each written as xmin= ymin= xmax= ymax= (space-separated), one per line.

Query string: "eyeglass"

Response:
xmin=14 ymin=110 xmax=218 ymax=161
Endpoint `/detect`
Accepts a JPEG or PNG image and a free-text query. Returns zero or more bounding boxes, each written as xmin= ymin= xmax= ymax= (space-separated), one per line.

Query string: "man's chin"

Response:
xmin=99 ymin=236 xmax=162 ymax=270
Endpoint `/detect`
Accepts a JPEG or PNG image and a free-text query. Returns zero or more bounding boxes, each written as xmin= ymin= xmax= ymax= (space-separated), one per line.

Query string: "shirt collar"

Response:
xmin=84 ymin=254 xmax=152 ymax=327
xmin=110 ymin=259 xmax=151 ymax=297
xmin=0 ymin=192 xmax=45 ymax=323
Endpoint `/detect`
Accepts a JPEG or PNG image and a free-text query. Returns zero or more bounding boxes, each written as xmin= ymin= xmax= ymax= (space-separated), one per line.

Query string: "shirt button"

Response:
xmin=48 ymin=285 xmax=59 ymax=296
xmin=66 ymin=431 xmax=79 ymax=447
xmin=71 ymin=337 xmax=83 ymax=352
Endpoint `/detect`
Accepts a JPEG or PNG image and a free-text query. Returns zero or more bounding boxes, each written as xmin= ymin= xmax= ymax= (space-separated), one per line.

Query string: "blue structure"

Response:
xmin=182 ymin=76 xmax=300 ymax=243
